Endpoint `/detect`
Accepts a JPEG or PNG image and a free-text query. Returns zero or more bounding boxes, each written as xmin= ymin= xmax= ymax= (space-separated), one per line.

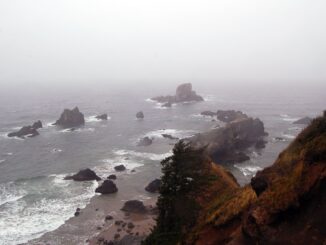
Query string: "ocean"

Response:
xmin=0 ymin=83 xmax=325 ymax=244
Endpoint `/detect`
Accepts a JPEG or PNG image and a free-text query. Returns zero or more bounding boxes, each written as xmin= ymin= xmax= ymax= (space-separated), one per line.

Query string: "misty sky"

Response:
xmin=0 ymin=0 xmax=325 ymax=87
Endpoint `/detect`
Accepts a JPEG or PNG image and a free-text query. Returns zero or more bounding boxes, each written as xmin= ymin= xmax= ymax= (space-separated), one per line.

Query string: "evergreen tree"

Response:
xmin=144 ymin=141 xmax=207 ymax=244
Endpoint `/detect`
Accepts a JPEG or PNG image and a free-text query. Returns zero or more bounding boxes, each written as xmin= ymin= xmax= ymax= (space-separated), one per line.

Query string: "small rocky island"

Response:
xmin=136 ymin=111 xmax=144 ymax=119
xmin=7 ymin=120 xmax=43 ymax=138
xmin=64 ymin=168 xmax=101 ymax=181
xmin=96 ymin=114 xmax=108 ymax=120
xmin=293 ymin=116 xmax=312 ymax=125
xmin=190 ymin=112 xmax=267 ymax=164
xmin=151 ymin=83 xmax=203 ymax=105
xmin=54 ymin=107 xmax=85 ymax=128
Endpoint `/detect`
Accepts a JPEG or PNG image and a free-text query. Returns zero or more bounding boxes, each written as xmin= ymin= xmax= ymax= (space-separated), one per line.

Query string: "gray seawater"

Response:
xmin=0 ymin=83 xmax=325 ymax=244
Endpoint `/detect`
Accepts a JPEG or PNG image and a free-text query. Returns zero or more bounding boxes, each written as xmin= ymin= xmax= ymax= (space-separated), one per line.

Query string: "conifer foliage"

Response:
xmin=144 ymin=141 xmax=207 ymax=244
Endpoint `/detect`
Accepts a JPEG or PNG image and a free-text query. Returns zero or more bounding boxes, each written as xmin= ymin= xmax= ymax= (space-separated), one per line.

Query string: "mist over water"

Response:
xmin=1 ymin=0 xmax=326 ymax=87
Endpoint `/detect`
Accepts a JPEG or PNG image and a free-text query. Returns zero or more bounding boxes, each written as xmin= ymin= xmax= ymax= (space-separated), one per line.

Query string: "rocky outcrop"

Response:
xmin=162 ymin=134 xmax=178 ymax=140
xmin=293 ymin=116 xmax=312 ymax=125
xmin=151 ymin=83 xmax=203 ymax=105
xmin=189 ymin=117 xmax=267 ymax=164
xmin=107 ymin=174 xmax=117 ymax=180
xmin=216 ymin=110 xmax=248 ymax=123
xmin=145 ymin=179 xmax=161 ymax=193
xmin=136 ymin=111 xmax=144 ymax=119
xmin=137 ymin=137 xmax=153 ymax=146
xmin=7 ymin=125 xmax=40 ymax=138
xmin=162 ymin=102 xmax=172 ymax=108
xmin=121 ymin=200 xmax=147 ymax=214
xmin=114 ymin=165 xmax=126 ymax=171
xmin=32 ymin=120 xmax=43 ymax=129
xmin=144 ymin=112 xmax=326 ymax=245
xmin=96 ymin=114 xmax=108 ymax=120
xmin=54 ymin=107 xmax=85 ymax=128
xmin=64 ymin=168 xmax=101 ymax=181
xmin=95 ymin=180 xmax=118 ymax=194
xmin=175 ymin=83 xmax=203 ymax=102
xmin=200 ymin=111 xmax=217 ymax=117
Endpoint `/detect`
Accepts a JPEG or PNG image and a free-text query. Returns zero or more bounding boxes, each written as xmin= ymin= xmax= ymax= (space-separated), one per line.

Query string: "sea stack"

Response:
xmin=95 ymin=180 xmax=118 ymax=194
xmin=7 ymin=125 xmax=40 ymax=138
xmin=64 ymin=168 xmax=101 ymax=181
xmin=7 ymin=120 xmax=43 ymax=138
xmin=32 ymin=120 xmax=43 ymax=129
xmin=95 ymin=114 xmax=108 ymax=120
xmin=54 ymin=107 xmax=85 ymax=128
xmin=136 ymin=111 xmax=144 ymax=119
xmin=151 ymin=83 xmax=203 ymax=105
xmin=175 ymin=83 xmax=203 ymax=103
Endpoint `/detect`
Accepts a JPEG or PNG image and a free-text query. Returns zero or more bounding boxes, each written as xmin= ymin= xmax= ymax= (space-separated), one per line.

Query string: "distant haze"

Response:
xmin=0 ymin=0 xmax=325 ymax=88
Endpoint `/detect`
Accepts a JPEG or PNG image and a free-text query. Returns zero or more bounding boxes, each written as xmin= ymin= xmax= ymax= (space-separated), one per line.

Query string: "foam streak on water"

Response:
xmin=113 ymin=149 xmax=172 ymax=161
xmin=234 ymin=165 xmax=263 ymax=177
xmin=0 ymin=175 xmax=97 ymax=245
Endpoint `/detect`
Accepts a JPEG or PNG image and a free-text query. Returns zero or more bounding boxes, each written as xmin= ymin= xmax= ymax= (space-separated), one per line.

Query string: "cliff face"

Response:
xmin=145 ymin=113 xmax=326 ymax=245
xmin=189 ymin=117 xmax=267 ymax=164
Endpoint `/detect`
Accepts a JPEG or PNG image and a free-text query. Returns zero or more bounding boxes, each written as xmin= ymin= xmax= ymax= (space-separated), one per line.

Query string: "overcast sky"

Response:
xmin=0 ymin=0 xmax=325 ymax=88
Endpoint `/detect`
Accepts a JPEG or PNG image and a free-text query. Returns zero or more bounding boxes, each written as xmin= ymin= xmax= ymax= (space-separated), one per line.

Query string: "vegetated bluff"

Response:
xmin=144 ymin=111 xmax=326 ymax=245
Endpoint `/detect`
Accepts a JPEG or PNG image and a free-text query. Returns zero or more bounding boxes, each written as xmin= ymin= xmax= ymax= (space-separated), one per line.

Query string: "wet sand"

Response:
xmin=27 ymin=164 xmax=160 ymax=245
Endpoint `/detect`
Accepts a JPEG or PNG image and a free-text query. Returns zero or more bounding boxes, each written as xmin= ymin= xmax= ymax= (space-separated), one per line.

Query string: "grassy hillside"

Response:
xmin=144 ymin=112 xmax=326 ymax=245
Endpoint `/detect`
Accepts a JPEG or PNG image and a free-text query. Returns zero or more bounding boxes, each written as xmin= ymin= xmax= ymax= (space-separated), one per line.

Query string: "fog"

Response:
xmin=0 ymin=0 xmax=325 ymax=89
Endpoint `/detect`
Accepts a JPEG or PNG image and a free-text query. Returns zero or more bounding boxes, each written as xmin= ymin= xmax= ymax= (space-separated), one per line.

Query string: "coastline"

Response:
xmin=26 ymin=164 xmax=160 ymax=245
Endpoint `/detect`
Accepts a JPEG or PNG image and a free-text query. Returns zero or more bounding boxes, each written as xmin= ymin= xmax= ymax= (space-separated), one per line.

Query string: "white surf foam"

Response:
xmin=46 ymin=122 xmax=55 ymax=128
xmin=51 ymin=148 xmax=63 ymax=153
xmin=282 ymin=133 xmax=296 ymax=139
xmin=98 ymin=158 xmax=144 ymax=175
xmin=191 ymin=113 xmax=217 ymax=122
xmin=145 ymin=98 xmax=155 ymax=103
xmin=154 ymin=104 xmax=173 ymax=110
xmin=202 ymin=94 xmax=216 ymax=102
xmin=113 ymin=149 xmax=172 ymax=161
xmin=234 ymin=165 xmax=262 ymax=177
xmin=145 ymin=129 xmax=195 ymax=140
xmin=280 ymin=114 xmax=300 ymax=122
xmin=85 ymin=115 xmax=111 ymax=123
xmin=0 ymin=159 xmax=5 ymax=164
xmin=59 ymin=127 xmax=95 ymax=133
xmin=0 ymin=133 xmax=25 ymax=141
xmin=0 ymin=182 xmax=27 ymax=206
xmin=0 ymin=175 xmax=97 ymax=245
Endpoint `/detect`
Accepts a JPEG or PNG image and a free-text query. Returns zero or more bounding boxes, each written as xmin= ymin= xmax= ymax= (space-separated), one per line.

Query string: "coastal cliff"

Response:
xmin=144 ymin=112 xmax=326 ymax=245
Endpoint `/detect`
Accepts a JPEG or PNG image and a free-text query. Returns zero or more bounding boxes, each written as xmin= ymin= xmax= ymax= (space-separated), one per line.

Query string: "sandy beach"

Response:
xmin=26 ymin=166 xmax=159 ymax=245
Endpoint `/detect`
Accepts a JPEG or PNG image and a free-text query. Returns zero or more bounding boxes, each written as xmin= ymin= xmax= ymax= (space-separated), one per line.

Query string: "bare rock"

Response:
xmin=162 ymin=134 xmax=178 ymax=140
xmin=136 ymin=111 xmax=144 ymax=119
xmin=293 ymin=116 xmax=312 ymax=125
xmin=32 ymin=120 xmax=43 ymax=129
xmin=121 ymin=200 xmax=147 ymax=214
xmin=96 ymin=114 xmax=108 ymax=120
xmin=114 ymin=165 xmax=126 ymax=172
xmin=107 ymin=174 xmax=117 ymax=180
xmin=54 ymin=107 xmax=85 ymax=128
xmin=7 ymin=125 xmax=39 ymax=138
xmin=216 ymin=110 xmax=248 ymax=123
xmin=145 ymin=179 xmax=161 ymax=193
xmin=64 ymin=168 xmax=101 ymax=181
xmin=95 ymin=180 xmax=118 ymax=194
xmin=200 ymin=111 xmax=217 ymax=117
xmin=137 ymin=136 xmax=153 ymax=146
